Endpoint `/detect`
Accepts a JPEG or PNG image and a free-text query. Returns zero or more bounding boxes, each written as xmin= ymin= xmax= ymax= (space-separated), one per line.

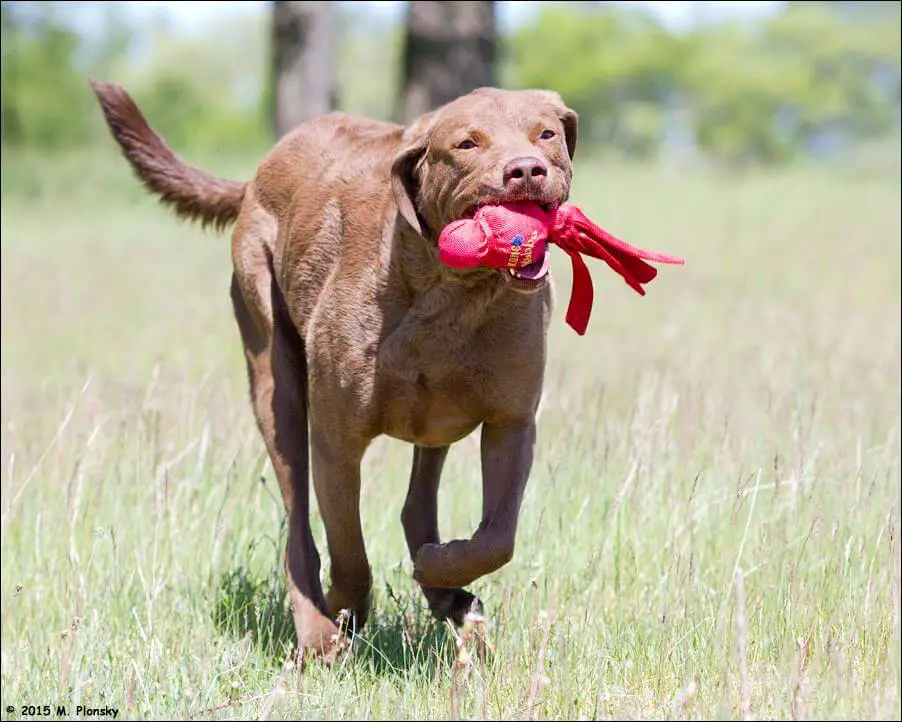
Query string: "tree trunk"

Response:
xmin=397 ymin=1 xmax=496 ymax=125
xmin=271 ymin=1 xmax=334 ymax=139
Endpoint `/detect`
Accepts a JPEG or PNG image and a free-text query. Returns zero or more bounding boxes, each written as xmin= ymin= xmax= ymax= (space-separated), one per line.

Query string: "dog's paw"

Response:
xmin=423 ymin=587 xmax=483 ymax=627
xmin=301 ymin=638 xmax=350 ymax=669
xmin=295 ymin=626 xmax=351 ymax=668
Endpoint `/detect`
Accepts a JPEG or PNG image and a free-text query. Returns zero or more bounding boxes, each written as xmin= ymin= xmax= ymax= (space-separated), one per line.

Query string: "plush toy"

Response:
xmin=438 ymin=201 xmax=684 ymax=335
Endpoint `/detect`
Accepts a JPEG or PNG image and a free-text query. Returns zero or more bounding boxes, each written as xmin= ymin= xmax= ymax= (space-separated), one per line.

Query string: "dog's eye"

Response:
xmin=539 ymin=129 xmax=556 ymax=140
xmin=456 ymin=139 xmax=478 ymax=150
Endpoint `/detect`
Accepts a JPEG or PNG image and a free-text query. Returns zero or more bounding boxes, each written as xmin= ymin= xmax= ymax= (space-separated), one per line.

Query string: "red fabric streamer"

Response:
xmin=438 ymin=201 xmax=684 ymax=335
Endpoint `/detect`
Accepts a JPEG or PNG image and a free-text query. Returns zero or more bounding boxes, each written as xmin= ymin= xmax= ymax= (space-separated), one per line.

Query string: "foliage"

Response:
xmin=335 ymin=4 xmax=405 ymax=122
xmin=1 ymin=1 xmax=271 ymax=153
xmin=109 ymin=17 xmax=271 ymax=154
xmin=1 ymin=3 xmax=95 ymax=148
xmin=0 ymin=1 xmax=899 ymax=166
xmin=504 ymin=2 xmax=901 ymax=164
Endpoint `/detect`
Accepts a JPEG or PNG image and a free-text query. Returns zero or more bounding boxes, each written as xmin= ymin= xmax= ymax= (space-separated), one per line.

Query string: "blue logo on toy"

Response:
xmin=512 ymin=234 xmax=523 ymax=246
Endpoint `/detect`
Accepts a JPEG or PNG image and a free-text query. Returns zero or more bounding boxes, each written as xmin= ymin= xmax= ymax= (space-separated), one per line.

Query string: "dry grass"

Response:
xmin=1 ymin=145 xmax=900 ymax=720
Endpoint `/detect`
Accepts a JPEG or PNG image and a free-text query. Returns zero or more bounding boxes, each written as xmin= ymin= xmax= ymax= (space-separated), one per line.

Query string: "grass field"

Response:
xmin=1 ymin=145 xmax=900 ymax=721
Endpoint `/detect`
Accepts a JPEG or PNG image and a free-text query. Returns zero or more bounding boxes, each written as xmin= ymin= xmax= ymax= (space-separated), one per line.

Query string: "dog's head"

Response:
xmin=391 ymin=87 xmax=578 ymax=293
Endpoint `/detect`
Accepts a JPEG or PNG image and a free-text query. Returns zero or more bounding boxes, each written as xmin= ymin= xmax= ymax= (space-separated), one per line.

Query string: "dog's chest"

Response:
xmin=311 ymin=278 xmax=550 ymax=446
xmin=375 ymin=333 xmax=545 ymax=447
xmin=376 ymin=360 xmax=497 ymax=446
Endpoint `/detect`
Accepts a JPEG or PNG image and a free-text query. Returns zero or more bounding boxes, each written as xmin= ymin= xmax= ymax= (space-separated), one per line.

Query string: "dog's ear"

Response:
xmin=559 ymin=106 xmax=579 ymax=161
xmin=533 ymin=90 xmax=579 ymax=160
xmin=391 ymin=111 xmax=436 ymax=236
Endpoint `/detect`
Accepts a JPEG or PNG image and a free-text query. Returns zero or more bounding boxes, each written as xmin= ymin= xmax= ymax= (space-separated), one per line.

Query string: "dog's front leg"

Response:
xmin=403 ymin=445 xmax=484 ymax=624
xmin=413 ymin=421 xmax=535 ymax=589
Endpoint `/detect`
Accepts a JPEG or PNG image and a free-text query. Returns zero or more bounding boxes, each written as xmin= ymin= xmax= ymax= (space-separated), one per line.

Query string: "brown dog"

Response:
xmin=90 ymin=79 xmax=578 ymax=660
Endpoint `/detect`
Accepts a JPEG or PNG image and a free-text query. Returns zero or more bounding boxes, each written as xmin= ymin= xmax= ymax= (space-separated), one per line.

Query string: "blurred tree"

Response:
xmin=89 ymin=3 xmax=134 ymax=75
xmin=0 ymin=3 xmax=93 ymax=148
xmin=397 ymin=1 xmax=496 ymax=124
xmin=506 ymin=5 xmax=683 ymax=158
xmin=336 ymin=4 xmax=403 ymax=122
xmin=506 ymin=2 xmax=901 ymax=165
xmin=765 ymin=3 xmax=900 ymax=138
xmin=1 ymin=4 xmax=23 ymax=143
xmin=119 ymin=15 xmax=270 ymax=153
xmin=1 ymin=0 xmax=898 ymax=166
xmin=271 ymin=1 xmax=335 ymax=138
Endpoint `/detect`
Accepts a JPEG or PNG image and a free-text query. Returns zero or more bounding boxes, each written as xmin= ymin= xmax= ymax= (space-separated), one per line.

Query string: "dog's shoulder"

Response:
xmin=252 ymin=113 xmax=404 ymax=219
xmin=273 ymin=112 xmax=403 ymax=166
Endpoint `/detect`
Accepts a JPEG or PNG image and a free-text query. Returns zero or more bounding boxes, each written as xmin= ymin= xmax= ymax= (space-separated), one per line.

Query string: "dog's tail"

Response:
xmin=89 ymin=78 xmax=247 ymax=232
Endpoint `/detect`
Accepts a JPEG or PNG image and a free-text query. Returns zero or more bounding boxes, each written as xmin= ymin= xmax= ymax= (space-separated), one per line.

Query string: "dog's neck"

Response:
xmin=377 ymin=221 xmax=537 ymax=382
xmin=396 ymin=221 xmax=505 ymax=296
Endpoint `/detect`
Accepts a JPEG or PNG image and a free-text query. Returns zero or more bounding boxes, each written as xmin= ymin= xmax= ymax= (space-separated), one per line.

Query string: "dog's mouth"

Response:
xmin=459 ymin=198 xmax=556 ymax=294
xmin=460 ymin=199 xmax=555 ymax=220
xmin=503 ymin=246 xmax=551 ymax=293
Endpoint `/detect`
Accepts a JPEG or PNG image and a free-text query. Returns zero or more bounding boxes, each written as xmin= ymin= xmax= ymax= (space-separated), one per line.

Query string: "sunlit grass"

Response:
xmin=1 ymin=146 xmax=899 ymax=720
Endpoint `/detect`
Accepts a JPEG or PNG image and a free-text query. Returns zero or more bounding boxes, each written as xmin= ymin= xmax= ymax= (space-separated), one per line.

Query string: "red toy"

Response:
xmin=438 ymin=201 xmax=684 ymax=335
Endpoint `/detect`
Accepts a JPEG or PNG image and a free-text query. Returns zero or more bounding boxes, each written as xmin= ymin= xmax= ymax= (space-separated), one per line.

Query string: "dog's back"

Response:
xmin=251 ymin=113 xmax=405 ymax=225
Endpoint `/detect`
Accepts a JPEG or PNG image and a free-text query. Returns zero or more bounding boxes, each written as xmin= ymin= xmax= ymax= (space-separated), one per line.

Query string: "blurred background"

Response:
xmin=1 ymin=5 xmax=900 ymax=716
xmin=1 ymin=0 xmax=900 ymax=165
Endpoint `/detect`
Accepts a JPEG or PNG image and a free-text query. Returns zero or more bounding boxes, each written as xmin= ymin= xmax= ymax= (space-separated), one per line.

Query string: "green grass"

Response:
xmin=1 ymin=145 xmax=900 ymax=720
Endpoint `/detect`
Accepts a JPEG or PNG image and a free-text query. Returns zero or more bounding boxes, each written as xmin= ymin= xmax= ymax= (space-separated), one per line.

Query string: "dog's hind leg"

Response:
xmin=402 ymin=446 xmax=483 ymax=625
xmin=230 ymin=264 xmax=343 ymax=662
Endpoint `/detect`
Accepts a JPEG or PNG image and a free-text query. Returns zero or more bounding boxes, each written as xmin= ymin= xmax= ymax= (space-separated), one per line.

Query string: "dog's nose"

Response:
xmin=502 ymin=156 xmax=548 ymax=190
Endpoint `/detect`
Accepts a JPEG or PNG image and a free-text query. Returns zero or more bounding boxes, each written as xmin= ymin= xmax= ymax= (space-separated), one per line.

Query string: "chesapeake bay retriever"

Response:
xmin=90 ymin=79 xmax=578 ymax=660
